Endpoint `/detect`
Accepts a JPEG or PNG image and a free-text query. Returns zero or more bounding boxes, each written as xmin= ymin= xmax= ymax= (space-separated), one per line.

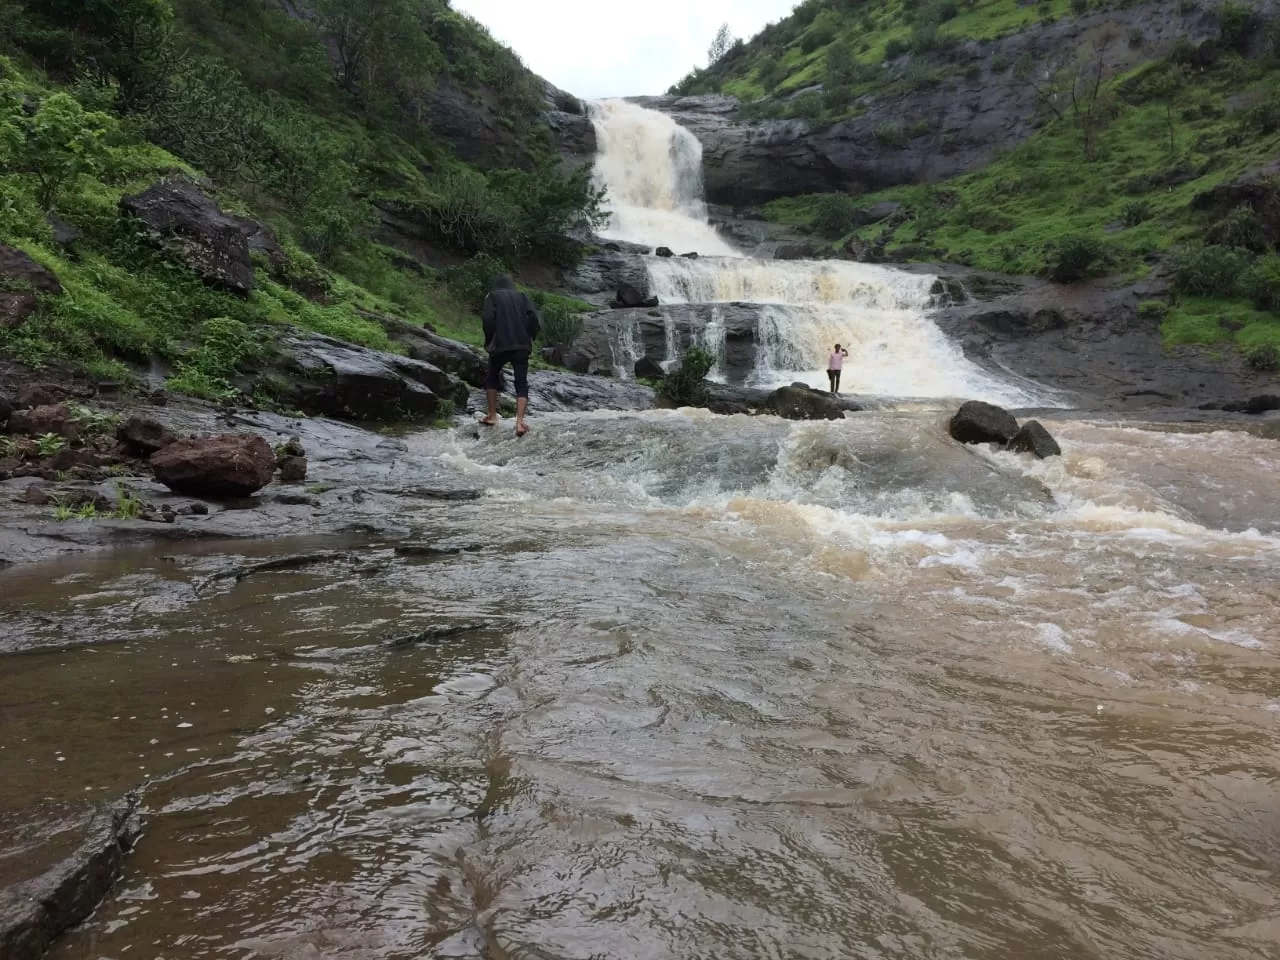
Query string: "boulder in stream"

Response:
xmin=150 ymin=434 xmax=277 ymax=497
xmin=655 ymin=246 xmax=675 ymax=258
xmin=949 ymin=401 xmax=1019 ymax=445
xmin=634 ymin=357 xmax=666 ymax=380
xmin=1006 ymin=420 xmax=1061 ymax=459
xmin=764 ymin=385 xmax=845 ymax=421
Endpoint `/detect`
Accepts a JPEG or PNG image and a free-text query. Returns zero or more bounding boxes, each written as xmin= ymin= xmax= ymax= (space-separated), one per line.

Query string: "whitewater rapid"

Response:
xmin=588 ymin=98 xmax=1049 ymax=405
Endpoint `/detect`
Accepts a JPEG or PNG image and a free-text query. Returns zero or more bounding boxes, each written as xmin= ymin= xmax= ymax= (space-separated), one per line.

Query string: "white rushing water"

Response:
xmin=588 ymin=99 xmax=739 ymax=257
xmin=588 ymin=99 xmax=1049 ymax=404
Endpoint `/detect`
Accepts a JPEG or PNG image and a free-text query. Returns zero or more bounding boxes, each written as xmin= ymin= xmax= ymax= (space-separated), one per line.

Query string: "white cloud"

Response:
xmin=451 ymin=0 xmax=798 ymax=99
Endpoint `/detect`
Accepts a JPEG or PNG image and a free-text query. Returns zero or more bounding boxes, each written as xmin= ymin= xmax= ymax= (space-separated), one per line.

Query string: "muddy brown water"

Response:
xmin=2 ymin=411 xmax=1278 ymax=959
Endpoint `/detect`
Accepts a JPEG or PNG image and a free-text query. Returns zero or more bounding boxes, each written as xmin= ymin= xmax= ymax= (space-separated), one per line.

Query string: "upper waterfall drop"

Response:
xmin=588 ymin=99 xmax=739 ymax=257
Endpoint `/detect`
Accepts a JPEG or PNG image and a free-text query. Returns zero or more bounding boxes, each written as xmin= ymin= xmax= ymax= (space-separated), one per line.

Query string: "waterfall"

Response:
xmin=588 ymin=100 xmax=739 ymax=257
xmin=587 ymin=99 xmax=1048 ymax=405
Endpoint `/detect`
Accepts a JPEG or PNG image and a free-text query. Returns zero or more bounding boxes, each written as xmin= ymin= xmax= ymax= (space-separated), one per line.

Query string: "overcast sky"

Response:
xmin=451 ymin=0 xmax=799 ymax=99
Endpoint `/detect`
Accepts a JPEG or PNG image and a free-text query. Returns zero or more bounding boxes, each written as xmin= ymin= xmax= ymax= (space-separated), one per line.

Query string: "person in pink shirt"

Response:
xmin=827 ymin=344 xmax=849 ymax=395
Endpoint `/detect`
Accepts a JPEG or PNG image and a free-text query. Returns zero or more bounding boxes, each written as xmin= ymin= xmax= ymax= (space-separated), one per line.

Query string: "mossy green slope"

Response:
xmin=0 ymin=0 xmax=602 ymax=401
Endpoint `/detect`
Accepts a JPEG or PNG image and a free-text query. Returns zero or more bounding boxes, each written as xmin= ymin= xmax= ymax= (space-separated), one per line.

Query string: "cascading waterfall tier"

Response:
xmin=588 ymin=99 xmax=739 ymax=257
xmin=587 ymin=99 xmax=1048 ymax=405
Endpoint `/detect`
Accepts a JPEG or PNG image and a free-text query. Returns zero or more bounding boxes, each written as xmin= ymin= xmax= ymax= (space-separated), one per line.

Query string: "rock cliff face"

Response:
xmin=634 ymin=0 xmax=1278 ymax=206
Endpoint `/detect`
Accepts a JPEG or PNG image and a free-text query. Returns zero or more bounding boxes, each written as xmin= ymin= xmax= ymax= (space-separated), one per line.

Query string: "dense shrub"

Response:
xmin=884 ymin=37 xmax=911 ymax=60
xmin=812 ymin=193 xmax=862 ymax=238
xmin=1240 ymin=253 xmax=1280 ymax=311
xmin=443 ymin=253 xmax=511 ymax=311
xmin=1207 ymin=205 xmax=1268 ymax=252
xmin=1246 ymin=342 xmax=1279 ymax=370
xmin=1218 ymin=1 xmax=1255 ymax=53
xmin=537 ymin=302 xmax=584 ymax=347
xmin=787 ymin=91 xmax=824 ymax=121
xmin=1047 ymin=234 xmax=1109 ymax=282
xmin=1242 ymin=99 xmax=1280 ymax=135
xmin=800 ymin=10 xmax=841 ymax=52
xmin=659 ymin=346 xmax=716 ymax=406
xmin=1172 ymin=243 xmax=1252 ymax=296
xmin=1121 ymin=199 xmax=1153 ymax=226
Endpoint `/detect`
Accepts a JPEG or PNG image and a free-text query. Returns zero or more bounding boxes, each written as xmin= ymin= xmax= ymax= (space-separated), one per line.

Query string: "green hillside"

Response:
xmin=0 ymin=0 xmax=603 ymax=399
xmin=674 ymin=0 xmax=1280 ymax=366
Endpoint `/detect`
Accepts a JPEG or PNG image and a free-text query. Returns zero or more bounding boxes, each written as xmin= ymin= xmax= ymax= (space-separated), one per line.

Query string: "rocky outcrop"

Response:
xmin=637 ymin=0 xmax=1247 ymax=205
xmin=544 ymin=82 xmax=597 ymax=173
xmin=0 ymin=796 xmax=141 ymax=960
xmin=378 ymin=316 xmax=489 ymax=388
xmin=469 ymin=370 xmax=656 ymax=413
xmin=949 ymin=400 xmax=1020 ymax=445
xmin=278 ymin=331 xmax=469 ymax=421
xmin=930 ymin=270 xmax=1277 ymax=409
xmin=563 ymin=248 xmax=653 ymax=305
xmin=151 ymin=434 xmax=278 ymax=497
xmin=0 ymin=244 xmax=61 ymax=329
xmin=1008 ymin=420 xmax=1063 ymax=458
xmin=1192 ymin=158 xmax=1280 ymax=247
xmin=119 ymin=179 xmax=282 ymax=296
xmin=577 ymin=303 xmax=764 ymax=381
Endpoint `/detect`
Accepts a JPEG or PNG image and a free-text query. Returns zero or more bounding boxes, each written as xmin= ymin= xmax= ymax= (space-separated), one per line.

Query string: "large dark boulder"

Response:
xmin=1006 ymin=420 xmax=1061 ymax=458
xmin=1223 ymin=394 xmax=1280 ymax=415
xmin=655 ymin=247 xmax=675 ymax=258
xmin=615 ymin=283 xmax=649 ymax=308
xmin=763 ymin=385 xmax=845 ymax=421
xmin=0 ymin=243 xmax=61 ymax=329
xmin=150 ymin=434 xmax=277 ymax=497
xmin=116 ymin=416 xmax=177 ymax=457
xmin=0 ymin=797 xmax=141 ymax=960
xmin=634 ymin=356 xmax=666 ymax=380
xmin=119 ymin=179 xmax=280 ymax=296
xmin=949 ymin=401 xmax=1019 ymax=445
xmin=278 ymin=331 xmax=468 ymax=421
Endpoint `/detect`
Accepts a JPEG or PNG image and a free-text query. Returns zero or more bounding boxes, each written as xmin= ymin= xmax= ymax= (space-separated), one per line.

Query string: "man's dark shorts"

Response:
xmin=485 ymin=350 xmax=530 ymax=399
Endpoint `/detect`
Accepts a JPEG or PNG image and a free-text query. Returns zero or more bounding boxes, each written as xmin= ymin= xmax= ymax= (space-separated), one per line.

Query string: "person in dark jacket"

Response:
xmin=480 ymin=275 xmax=540 ymax=436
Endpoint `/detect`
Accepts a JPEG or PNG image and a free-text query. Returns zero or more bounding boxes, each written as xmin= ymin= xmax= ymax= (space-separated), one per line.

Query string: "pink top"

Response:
xmin=828 ymin=351 xmax=845 ymax=371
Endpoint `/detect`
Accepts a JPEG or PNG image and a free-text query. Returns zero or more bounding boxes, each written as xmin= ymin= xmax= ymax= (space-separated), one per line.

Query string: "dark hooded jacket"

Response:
xmin=481 ymin=276 xmax=541 ymax=356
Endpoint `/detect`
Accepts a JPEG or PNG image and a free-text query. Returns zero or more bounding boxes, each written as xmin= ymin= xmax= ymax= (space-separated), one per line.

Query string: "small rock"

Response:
xmin=150 ymin=434 xmax=277 ymax=498
xmin=175 ymin=502 xmax=210 ymax=516
xmin=277 ymin=455 xmax=308 ymax=484
xmin=67 ymin=465 xmax=106 ymax=482
xmin=8 ymin=403 xmax=76 ymax=439
xmin=0 ymin=456 xmax=18 ymax=480
xmin=139 ymin=509 xmax=177 ymax=524
xmin=20 ymin=483 xmax=54 ymax=505
xmin=1006 ymin=420 xmax=1061 ymax=459
xmin=655 ymin=247 xmax=674 ymax=258
xmin=46 ymin=449 xmax=99 ymax=472
xmin=949 ymin=401 xmax=1019 ymax=445
xmin=278 ymin=436 xmax=305 ymax=458
xmin=680 ymin=251 xmax=699 ymax=259
xmin=48 ymin=215 xmax=82 ymax=248
xmin=116 ymin=416 xmax=178 ymax=457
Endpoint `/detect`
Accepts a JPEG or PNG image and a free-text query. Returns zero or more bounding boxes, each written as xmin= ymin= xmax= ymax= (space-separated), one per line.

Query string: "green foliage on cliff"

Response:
xmin=0 ymin=0 xmax=603 ymax=397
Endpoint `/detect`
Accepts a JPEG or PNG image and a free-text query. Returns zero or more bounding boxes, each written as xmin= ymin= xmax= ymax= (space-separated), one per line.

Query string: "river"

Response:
xmin=2 ymin=99 xmax=1278 ymax=960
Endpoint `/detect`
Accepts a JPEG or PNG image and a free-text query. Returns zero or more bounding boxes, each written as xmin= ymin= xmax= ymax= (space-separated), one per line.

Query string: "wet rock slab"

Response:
xmin=0 ymin=796 xmax=141 ymax=960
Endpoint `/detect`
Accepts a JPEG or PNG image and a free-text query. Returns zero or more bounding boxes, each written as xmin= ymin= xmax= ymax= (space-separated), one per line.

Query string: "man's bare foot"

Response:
xmin=480 ymin=416 xmax=498 ymax=427
xmin=515 ymin=423 xmax=529 ymax=437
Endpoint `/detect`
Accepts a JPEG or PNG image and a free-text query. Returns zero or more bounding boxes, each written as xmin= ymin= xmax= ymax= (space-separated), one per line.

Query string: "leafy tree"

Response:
xmin=708 ymin=23 xmax=735 ymax=65
xmin=0 ymin=86 xmax=116 ymax=208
